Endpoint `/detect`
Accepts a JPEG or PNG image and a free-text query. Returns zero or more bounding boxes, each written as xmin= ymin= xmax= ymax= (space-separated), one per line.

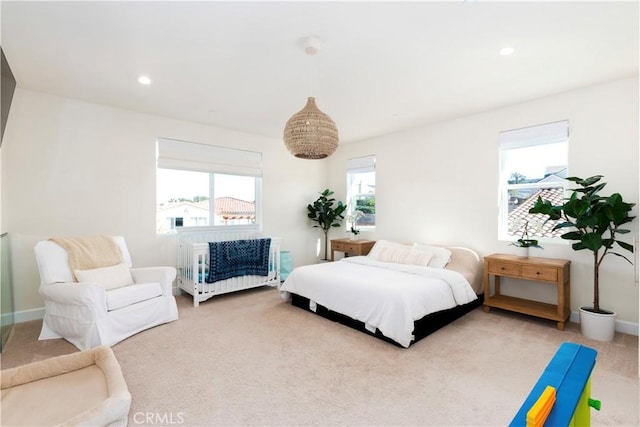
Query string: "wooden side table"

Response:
xmin=483 ymin=253 xmax=571 ymax=330
xmin=330 ymin=239 xmax=376 ymax=261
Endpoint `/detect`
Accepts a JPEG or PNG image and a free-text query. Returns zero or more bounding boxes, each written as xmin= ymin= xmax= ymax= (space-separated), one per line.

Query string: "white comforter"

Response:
xmin=280 ymin=256 xmax=478 ymax=347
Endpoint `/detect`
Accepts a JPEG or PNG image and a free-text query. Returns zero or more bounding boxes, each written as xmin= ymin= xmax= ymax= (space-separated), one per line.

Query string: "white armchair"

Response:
xmin=34 ymin=236 xmax=179 ymax=350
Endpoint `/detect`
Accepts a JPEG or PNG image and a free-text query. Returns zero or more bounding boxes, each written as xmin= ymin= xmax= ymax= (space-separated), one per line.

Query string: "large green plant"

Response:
xmin=529 ymin=175 xmax=636 ymax=313
xmin=307 ymin=189 xmax=347 ymax=260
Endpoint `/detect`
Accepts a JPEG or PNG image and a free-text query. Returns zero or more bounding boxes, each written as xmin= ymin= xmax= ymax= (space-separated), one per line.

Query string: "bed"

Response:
xmin=279 ymin=240 xmax=484 ymax=347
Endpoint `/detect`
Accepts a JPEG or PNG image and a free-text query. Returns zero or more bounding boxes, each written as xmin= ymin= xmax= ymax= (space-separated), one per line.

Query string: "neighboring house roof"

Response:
xmin=508 ymin=187 xmax=565 ymax=238
xmin=214 ymin=197 xmax=255 ymax=219
xmin=538 ymin=172 xmax=567 ymax=184
xmin=157 ymin=198 xmax=255 ymax=219
xmin=157 ymin=201 xmax=208 ymax=214
xmin=543 ymin=166 xmax=568 ymax=178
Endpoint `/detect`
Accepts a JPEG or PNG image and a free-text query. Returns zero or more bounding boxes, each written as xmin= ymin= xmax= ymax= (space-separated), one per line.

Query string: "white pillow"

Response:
xmin=376 ymin=245 xmax=412 ymax=264
xmin=368 ymin=240 xmax=411 ymax=260
xmin=74 ymin=263 xmax=134 ymax=290
xmin=412 ymin=243 xmax=452 ymax=268
xmin=368 ymin=241 xmax=434 ymax=266
xmin=403 ymin=249 xmax=434 ymax=267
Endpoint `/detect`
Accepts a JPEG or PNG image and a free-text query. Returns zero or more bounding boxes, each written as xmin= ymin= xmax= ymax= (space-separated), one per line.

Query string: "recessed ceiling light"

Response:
xmin=499 ymin=47 xmax=515 ymax=56
xmin=138 ymin=75 xmax=152 ymax=85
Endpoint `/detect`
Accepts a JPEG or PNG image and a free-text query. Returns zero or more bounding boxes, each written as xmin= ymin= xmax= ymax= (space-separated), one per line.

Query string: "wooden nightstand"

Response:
xmin=483 ymin=253 xmax=571 ymax=330
xmin=330 ymin=239 xmax=376 ymax=261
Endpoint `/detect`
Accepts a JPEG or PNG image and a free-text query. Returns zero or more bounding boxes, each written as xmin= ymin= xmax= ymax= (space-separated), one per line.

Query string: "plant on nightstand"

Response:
xmin=510 ymin=220 xmax=543 ymax=258
xmin=346 ymin=210 xmax=364 ymax=241
xmin=307 ymin=189 xmax=347 ymax=261
xmin=529 ymin=175 xmax=636 ymax=341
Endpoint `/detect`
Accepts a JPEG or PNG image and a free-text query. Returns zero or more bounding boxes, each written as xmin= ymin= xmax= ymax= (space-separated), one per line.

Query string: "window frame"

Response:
xmin=498 ymin=121 xmax=569 ymax=243
xmin=156 ymin=138 xmax=263 ymax=235
xmin=346 ymin=155 xmax=376 ymax=232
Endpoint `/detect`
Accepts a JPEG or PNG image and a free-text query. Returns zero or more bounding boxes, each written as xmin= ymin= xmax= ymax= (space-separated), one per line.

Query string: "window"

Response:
xmin=156 ymin=138 xmax=262 ymax=234
xmin=346 ymin=155 xmax=376 ymax=230
xmin=498 ymin=121 xmax=569 ymax=241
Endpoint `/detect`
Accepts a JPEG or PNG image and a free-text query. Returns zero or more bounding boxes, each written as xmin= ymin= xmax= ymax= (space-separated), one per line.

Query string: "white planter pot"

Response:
xmin=579 ymin=307 xmax=616 ymax=341
xmin=515 ymin=246 xmax=529 ymax=258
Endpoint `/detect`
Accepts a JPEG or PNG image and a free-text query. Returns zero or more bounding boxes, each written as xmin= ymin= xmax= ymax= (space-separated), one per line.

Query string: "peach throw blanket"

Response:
xmin=49 ymin=235 xmax=123 ymax=281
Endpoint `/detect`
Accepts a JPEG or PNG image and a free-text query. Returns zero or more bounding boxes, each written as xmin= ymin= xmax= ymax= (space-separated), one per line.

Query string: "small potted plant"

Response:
xmin=529 ymin=175 xmax=636 ymax=341
xmin=346 ymin=211 xmax=364 ymax=241
xmin=307 ymin=189 xmax=347 ymax=261
xmin=510 ymin=220 xmax=543 ymax=258
xmin=349 ymin=226 xmax=360 ymax=239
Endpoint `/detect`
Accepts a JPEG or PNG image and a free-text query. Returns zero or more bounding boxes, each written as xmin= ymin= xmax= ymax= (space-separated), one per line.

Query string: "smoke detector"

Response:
xmin=303 ymin=36 xmax=323 ymax=55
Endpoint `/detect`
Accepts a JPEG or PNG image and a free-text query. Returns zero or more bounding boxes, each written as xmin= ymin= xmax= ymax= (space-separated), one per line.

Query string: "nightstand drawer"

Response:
xmin=342 ymin=244 xmax=361 ymax=252
xmin=332 ymin=241 xmax=369 ymax=253
xmin=487 ymin=261 xmax=521 ymax=277
xmin=522 ymin=265 xmax=557 ymax=282
xmin=330 ymin=239 xmax=376 ymax=261
xmin=332 ymin=242 xmax=348 ymax=252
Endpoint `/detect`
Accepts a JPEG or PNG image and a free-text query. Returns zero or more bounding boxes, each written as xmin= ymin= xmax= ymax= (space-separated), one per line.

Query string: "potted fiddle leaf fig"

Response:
xmin=307 ymin=189 xmax=347 ymax=261
xmin=529 ymin=175 xmax=636 ymax=341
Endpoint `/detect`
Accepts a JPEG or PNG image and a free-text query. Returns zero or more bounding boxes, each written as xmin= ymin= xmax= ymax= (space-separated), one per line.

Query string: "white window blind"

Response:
xmin=157 ymin=137 xmax=262 ymax=176
xmin=347 ymin=155 xmax=376 ymax=172
xmin=499 ymin=120 xmax=569 ymax=150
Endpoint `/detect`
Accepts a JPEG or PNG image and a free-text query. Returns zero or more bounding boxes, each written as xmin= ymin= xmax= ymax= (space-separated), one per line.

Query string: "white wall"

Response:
xmin=4 ymin=78 xmax=638 ymax=330
xmin=329 ymin=77 xmax=639 ymax=327
xmin=1 ymin=89 xmax=327 ymax=316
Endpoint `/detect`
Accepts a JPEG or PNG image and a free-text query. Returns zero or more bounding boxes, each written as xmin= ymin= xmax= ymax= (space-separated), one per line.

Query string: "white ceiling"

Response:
xmin=2 ymin=1 xmax=638 ymax=144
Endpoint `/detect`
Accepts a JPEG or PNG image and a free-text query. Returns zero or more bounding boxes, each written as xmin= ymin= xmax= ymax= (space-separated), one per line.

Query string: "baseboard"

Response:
xmin=11 ymin=307 xmax=45 ymax=324
xmin=570 ymin=310 xmax=638 ymax=336
xmin=614 ymin=318 xmax=639 ymax=336
xmin=0 ymin=312 xmax=15 ymax=325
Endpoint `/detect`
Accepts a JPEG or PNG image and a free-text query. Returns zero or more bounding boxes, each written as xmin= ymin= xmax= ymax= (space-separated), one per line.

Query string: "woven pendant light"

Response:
xmin=283 ymin=96 xmax=339 ymax=159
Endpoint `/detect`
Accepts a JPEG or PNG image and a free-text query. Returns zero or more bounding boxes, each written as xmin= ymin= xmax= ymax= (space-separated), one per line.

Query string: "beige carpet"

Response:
xmin=1 ymin=287 xmax=638 ymax=426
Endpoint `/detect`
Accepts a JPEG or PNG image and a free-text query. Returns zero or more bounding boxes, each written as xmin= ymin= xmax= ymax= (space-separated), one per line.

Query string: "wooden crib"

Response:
xmin=177 ymin=227 xmax=281 ymax=307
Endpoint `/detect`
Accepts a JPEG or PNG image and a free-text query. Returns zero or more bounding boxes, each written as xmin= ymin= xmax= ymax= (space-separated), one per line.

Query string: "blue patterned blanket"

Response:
xmin=206 ymin=238 xmax=271 ymax=283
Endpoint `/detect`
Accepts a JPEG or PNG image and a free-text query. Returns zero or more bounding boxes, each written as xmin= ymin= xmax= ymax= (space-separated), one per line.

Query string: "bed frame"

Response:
xmin=177 ymin=227 xmax=281 ymax=307
xmin=290 ymin=293 xmax=483 ymax=347
xmin=285 ymin=245 xmax=485 ymax=347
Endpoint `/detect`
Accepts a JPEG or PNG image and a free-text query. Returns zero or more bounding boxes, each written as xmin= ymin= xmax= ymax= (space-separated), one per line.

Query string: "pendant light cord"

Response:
xmin=309 ymin=49 xmax=316 ymax=98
